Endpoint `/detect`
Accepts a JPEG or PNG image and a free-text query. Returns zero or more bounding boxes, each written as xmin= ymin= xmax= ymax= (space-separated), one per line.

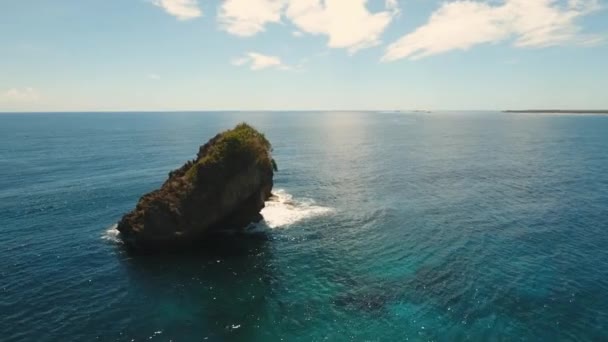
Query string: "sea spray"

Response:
xmin=260 ymin=189 xmax=333 ymax=228
xmin=102 ymin=224 xmax=122 ymax=244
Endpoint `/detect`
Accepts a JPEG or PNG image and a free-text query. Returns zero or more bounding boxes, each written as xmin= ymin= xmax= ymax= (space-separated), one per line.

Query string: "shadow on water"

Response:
xmin=116 ymin=232 xmax=279 ymax=341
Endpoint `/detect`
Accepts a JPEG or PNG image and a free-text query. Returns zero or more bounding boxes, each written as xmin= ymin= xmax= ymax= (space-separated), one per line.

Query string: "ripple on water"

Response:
xmin=4 ymin=112 xmax=608 ymax=341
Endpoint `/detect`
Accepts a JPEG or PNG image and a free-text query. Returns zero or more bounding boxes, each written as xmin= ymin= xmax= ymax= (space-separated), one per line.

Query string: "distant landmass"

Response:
xmin=504 ymin=110 xmax=608 ymax=114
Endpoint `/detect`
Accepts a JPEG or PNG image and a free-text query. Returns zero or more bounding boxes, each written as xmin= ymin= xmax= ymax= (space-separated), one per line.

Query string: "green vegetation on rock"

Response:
xmin=185 ymin=123 xmax=274 ymax=181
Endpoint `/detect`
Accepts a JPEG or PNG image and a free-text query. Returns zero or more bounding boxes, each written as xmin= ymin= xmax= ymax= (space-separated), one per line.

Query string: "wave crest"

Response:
xmin=261 ymin=189 xmax=333 ymax=228
xmin=102 ymin=224 xmax=122 ymax=244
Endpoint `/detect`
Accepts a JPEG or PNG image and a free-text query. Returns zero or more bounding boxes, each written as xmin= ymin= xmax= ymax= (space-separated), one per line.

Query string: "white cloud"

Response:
xmin=154 ymin=0 xmax=202 ymax=20
xmin=232 ymin=52 xmax=294 ymax=71
xmin=292 ymin=30 xmax=304 ymax=37
xmin=286 ymin=0 xmax=399 ymax=53
xmin=147 ymin=73 xmax=161 ymax=80
xmin=1 ymin=88 xmax=39 ymax=102
xmin=383 ymin=0 xmax=602 ymax=61
xmin=218 ymin=0 xmax=285 ymax=36
xmin=218 ymin=0 xmax=400 ymax=53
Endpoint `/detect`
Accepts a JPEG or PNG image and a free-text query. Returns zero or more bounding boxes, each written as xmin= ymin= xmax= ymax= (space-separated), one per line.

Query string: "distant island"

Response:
xmin=504 ymin=110 xmax=608 ymax=114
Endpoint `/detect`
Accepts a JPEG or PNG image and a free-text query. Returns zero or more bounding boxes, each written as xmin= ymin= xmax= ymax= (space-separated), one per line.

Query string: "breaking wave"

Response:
xmin=102 ymin=224 xmax=122 ymax=244
xmin=260 ymin=189 xmax=333 ymax=228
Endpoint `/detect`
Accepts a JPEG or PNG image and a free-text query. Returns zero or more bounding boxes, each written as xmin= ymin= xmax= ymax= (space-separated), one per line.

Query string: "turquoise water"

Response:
xmin=2 ymin=111 xmax=608 ymax=341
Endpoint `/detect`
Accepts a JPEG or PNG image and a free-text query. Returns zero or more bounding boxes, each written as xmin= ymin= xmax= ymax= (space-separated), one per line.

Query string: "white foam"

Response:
xmin=102 ymin=224 xmax=123 ymax=244
xmin=260 ymin=189 xmax=333 ymax=228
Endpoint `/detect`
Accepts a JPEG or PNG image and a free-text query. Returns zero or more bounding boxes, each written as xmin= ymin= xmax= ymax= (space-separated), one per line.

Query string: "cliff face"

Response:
xmin=117 ymin=123 xmax=275 ymax=250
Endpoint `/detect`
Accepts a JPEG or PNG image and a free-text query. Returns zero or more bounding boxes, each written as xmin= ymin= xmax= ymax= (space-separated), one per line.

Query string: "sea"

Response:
xmin=1 ymin=111 xmax=608 ymax=341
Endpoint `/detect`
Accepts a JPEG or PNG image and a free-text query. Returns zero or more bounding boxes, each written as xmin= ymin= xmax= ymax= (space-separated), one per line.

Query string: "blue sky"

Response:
xmin=1 ymin=0 xmax=607 ymax=111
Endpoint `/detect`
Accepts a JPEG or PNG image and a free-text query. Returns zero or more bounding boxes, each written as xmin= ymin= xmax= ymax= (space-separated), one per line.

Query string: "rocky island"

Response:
xmin=117 ymin=123 xmax=276 ymax=251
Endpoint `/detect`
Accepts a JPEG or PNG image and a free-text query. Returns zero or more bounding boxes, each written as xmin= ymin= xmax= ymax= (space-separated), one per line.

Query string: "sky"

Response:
xmin=1 ymin=0 xmax=607 ymax=112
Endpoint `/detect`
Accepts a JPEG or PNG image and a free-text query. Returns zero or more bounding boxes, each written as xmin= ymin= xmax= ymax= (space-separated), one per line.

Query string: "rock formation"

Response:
xmin=117 ymin=123 xmax=276 ymax=251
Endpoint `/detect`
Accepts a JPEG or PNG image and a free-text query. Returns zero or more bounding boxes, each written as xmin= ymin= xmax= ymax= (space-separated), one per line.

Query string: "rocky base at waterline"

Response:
xmin=117 ymin=123 xmax=276 ymax=251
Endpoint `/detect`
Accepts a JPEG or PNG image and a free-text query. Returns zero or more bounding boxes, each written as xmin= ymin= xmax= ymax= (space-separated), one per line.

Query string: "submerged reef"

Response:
xmin=117 ymin=123 xmax=276 ymax=251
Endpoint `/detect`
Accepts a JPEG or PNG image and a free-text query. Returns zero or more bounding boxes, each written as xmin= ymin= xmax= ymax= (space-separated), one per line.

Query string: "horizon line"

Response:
xmin=2 ymin=109 xmax=607 ymax=114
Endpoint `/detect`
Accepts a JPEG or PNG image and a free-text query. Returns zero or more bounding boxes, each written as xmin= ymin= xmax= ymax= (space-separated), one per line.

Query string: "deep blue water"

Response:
xmin=2 ymin=111 xmax=608 ymax=341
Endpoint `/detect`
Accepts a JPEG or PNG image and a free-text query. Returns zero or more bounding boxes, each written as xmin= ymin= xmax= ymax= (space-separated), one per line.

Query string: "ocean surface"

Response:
xmin=1 ymin=111 xmax=608 ymax=341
